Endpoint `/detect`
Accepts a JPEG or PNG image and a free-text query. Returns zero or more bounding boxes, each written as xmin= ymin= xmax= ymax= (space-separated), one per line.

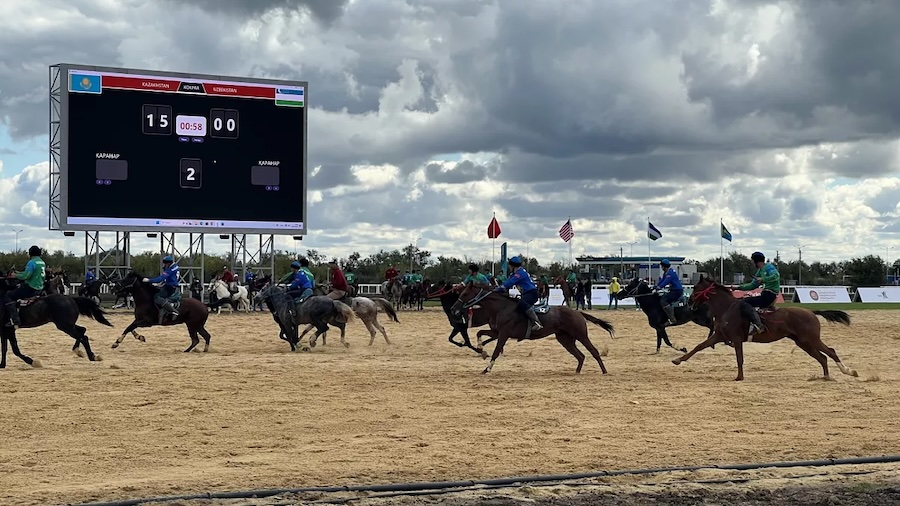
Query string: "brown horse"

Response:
xmin=109 ymin=271 xmax=213 ymax=353
xmin=553 ymin=276 xmax=575 ymax=307
xmin=674 ymin=276 xmax=859 ymax=381
xmin=450 ymin=283 xmax=614 ymax=374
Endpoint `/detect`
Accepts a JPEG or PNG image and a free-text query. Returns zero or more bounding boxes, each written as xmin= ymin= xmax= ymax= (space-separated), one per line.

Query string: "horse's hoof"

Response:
xmin=94 ymin=355 xmax=104 ymax=362
xmin=734 ymin=377 xmax=743 ymax=381
xmin=481 ymin=369 xmax=489 ymax=374
xmin=31 ymin=359 xmax=43 ymax=368
xmin=343 ymin=342 xmax=350 ymax=348
xmin=137 ymin=335 xmax=146 ymax=343
xmin=672 ymin=359 xmax=681 ymax=365
xmin=301 ymin=346 xmax=310 ymax=352
xmin=111 ymin=343 xmax=119 ymax=349
xmin=74 ymin=348 xmax=85 ymax=358
xmin=680 ymin=348 xmax=687 ymax=353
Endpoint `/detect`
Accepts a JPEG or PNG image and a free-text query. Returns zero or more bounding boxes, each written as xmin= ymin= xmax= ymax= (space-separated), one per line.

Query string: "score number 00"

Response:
xmin=210 ymin=109 xmax=239 ymax=138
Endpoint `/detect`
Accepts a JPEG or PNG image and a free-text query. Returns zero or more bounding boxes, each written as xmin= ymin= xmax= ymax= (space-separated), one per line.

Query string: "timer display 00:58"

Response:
xmin=175 ymin=115 xmax=207 ymax=136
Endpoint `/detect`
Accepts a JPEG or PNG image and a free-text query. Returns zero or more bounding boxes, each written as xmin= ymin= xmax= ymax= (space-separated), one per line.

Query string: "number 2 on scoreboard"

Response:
xmin=180 ymin=158 xmax=202 ymax=189
xmin=142 ymin=104 xmax=173 ymax=135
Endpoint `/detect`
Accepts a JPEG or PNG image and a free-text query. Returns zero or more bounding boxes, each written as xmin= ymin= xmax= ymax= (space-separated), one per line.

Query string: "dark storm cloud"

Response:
xmin=171 ymin=0 xmax=349 ymax=23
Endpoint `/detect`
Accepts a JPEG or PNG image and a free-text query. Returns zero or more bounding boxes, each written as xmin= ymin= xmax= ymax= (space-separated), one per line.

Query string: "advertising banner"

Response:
xmin=793 ymin=286 xmax=851 ymax=303
xmin=856 ymin=287 xmax=900 ymax=303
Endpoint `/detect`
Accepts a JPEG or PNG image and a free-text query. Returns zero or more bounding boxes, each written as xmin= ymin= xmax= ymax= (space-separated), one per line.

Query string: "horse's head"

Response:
xmin=116 ymin=270 xmax=146 ymax=295
xmin=617 ymin=277 xmax=647 ymax=300
xmin=688 ymin=275 xmax=728 ymax=309
xmin=254 ymin=283 xmax=283 ymax=303
xmin=252 ymin=274 xmax=272 ymax=291
xmin=449 ymin=281 xmax=491 ymax=317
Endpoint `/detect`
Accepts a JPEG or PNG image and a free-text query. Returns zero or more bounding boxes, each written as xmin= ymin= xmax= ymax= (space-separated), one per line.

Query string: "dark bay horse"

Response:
xmin=106 ymin=271 xmax=212 ymax=353
xmin=254 ymin=284 xmax=355 ymax=351
xmin=426 ymin=282 xmax=495 ymax=357
xmin=0 ymin=278 xmax=110 ymax=368
xmin=675 ymin=276 xmax=859 ymax=381
xmin=617 ymin=277 xmax=714 ymax=353
xmin=451 ymin=283 xmax=615 ymax=374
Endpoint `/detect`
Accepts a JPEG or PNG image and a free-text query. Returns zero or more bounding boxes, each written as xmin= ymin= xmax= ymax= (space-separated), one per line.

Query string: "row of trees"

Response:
xmin=0 ymin=247 xmax=896 ymax=288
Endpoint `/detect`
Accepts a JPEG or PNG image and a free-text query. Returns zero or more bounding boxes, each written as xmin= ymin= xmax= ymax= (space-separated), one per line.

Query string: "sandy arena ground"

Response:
xmin=0 ymin=305 xmax=898 ymax=505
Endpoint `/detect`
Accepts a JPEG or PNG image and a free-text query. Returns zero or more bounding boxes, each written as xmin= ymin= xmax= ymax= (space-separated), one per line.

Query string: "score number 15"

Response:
xmin=142 ymin=104 xmax=172 ymax=135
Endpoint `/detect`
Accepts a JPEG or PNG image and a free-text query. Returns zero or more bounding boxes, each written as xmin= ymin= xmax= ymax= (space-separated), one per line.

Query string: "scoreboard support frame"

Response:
xmin=49 ymin=64 xmax=63 ymax=231
xmin=159 ymin=233 xmax=205 ymax=297
xmin=84 ymin=231 xmax=132 ymax=283
xmin=230 ymin=234 xmax=276 ymax=281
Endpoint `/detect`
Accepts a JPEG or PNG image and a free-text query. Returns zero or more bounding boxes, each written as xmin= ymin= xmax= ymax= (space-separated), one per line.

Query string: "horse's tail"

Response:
xmin=333 ymin=300 xmax=355 ymax=323
xmin=73 ymin=296 xmax=114 ymax=327
xmin=373 ymin=297 xmax=400 ymax=323
xmin=580 ymin=312 xmax=615 ymax=338
xmin=812 ymin=310 xmax=851 ymax=326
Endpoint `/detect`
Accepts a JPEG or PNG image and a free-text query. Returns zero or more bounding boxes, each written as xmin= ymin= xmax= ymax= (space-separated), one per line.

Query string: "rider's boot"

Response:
xmin=523 ymin=307 xmax=543 ymax=339
xmin=159 ymin=301 xmax=179 ymax=324
xmin=748 ymin=310 xmax=765 ymax=339
xmin=5 ymin=302 xmax=20 ymax=329
xmin=662 ymin=304 xmax=677 ymax=325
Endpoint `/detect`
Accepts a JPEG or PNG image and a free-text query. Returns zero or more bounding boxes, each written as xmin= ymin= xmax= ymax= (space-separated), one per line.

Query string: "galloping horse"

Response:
xmin=254 ymin=284 xmax=355 ymax=351
xmin=108 ymin=271 xmax=213 ymax=353
xmin=617 ymin=277 xmax=713 ymax=353
xmin=451 ymin=282 xmax=615 ymax=374
xmin=0 ymin=277 xmax=111 ymax=368
xmin=301 ymin=285 xmax=399 ymax=346
xmin=426 ymin=282 xmax=494 ymax=357
xmin=206 ymin=278 xmax=251 ymax=312
xmin=674 ymin=276 xmax=858 ymax=381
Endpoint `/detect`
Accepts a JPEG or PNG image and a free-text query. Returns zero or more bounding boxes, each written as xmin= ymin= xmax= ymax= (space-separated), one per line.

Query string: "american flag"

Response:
xmin=559 ymin=219 xmax=574 ymax=242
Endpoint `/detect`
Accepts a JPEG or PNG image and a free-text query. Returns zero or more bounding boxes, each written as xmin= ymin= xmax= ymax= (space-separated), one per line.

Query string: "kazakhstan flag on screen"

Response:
xmin=69 ymin=73 xmax=101 ymax=94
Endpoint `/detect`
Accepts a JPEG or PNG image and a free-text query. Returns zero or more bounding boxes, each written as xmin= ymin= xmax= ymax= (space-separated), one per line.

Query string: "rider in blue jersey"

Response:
xmin=494 ymin=256 xmax=543 ymax=334
xmin=284 ymin=261 xmax=314 ymax=302
xmin=655 ymin=259 xmax=683 ymax=325
xmin=143 ymin=255 xmax=180 ymax=323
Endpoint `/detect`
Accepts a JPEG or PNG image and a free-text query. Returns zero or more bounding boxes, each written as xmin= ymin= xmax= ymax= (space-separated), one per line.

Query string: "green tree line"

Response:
xmin=0 ymin=247 xmax=896 ymax=288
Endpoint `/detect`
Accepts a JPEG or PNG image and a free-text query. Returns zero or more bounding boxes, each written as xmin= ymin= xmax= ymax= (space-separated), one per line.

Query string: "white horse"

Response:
xmin=207 ymin=278 xmax=251 ymax=312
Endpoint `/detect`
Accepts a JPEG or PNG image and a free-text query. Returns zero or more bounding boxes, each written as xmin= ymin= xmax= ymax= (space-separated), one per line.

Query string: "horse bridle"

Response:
xmin=459 ymin=288 xmax=492 ymax=309
xmin=689 ymin=284 xmax=716 ymax=310
xmin=623 ymin=279 xmax=660 ymax=299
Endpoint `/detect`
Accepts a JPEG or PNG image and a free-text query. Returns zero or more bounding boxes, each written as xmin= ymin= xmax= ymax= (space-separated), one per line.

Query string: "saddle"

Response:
xmin=532 ymin=301 xmax=551 ymax=314
xmin=161 ymin=291 xmax=183 ymax=310
xmin=16 ymin=296 xmax=42 ymax=307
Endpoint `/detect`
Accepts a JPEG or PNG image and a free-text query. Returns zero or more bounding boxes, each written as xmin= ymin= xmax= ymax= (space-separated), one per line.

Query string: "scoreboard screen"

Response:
xmin=56 ymin=64 xmax=307 ymax=234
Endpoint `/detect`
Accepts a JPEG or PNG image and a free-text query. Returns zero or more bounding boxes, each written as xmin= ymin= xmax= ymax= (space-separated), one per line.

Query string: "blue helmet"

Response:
xmin=509 ymin=256 xmax=522 ymax=266
xmin=660 ymin=258 xmax=670 ymax=266
xmin=162 ymin=255 xmax=174 ymax=263
xmin=751 ymin=251 xmax=765 ymax=263
xmin=290 ymin=260 xmax=301 ymax=269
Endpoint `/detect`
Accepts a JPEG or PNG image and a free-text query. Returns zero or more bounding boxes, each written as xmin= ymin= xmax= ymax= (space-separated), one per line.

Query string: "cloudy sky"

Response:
xmin=1 ymin=0 xmax=899 ymax=265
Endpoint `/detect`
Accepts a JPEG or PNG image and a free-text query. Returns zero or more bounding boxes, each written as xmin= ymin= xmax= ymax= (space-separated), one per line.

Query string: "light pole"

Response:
xmin=797 ymin=244 xmax=804 ymax=285
xmin=13 ymin=229 xmax=23 ymax=252
xmin=886 ymin=246 xmax=895 ymax=282
xmin=410 ymin=236 xmax=421 ymax=272
xmin=525 ymin=239 xmax=533 ymax=262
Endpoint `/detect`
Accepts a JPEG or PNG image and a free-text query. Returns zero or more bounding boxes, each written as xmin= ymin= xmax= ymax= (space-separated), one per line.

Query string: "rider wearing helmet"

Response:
xmin=494 ymin=256 xmax=543 ymax=335
xmin=284 ymin=260 xmax=314 ymax=301
xmin=3 ymin=245 xmax=47 ymax=328
xmin=737 ymin=251 xmax=781 ymax=336
xmin=655 ymin=259 xmax=683 ymax=325
xmin=144 ymin=255 xmax=180 ymax=323
xmin=462 ymin=263 xmax=490 ymax=287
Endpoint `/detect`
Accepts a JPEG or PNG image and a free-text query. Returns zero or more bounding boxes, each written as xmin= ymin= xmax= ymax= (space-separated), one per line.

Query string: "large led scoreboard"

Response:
xmin=51 ymin=63 xmax=307 ymax=235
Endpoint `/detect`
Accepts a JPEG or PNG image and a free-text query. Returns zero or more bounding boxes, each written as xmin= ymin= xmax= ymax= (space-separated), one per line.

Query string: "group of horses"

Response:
xmin=380 ymin=278 xmax=429 ymax=310
xmin=0 ymin=266 xmax=861 ymax=382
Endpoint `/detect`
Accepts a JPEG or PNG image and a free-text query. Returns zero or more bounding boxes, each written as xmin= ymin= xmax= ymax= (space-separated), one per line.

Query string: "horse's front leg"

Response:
xmin=482 ymin=336 xmax=509 ymax=374
xmin=672 ymin=331 xmax=721 ymax=366
xmin=113 ymin=319 xmax=150 ymax=348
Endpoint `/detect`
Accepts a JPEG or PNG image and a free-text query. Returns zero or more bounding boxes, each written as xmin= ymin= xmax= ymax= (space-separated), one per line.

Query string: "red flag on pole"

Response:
xmin=487 ymin=216 xmax=501 ymax=239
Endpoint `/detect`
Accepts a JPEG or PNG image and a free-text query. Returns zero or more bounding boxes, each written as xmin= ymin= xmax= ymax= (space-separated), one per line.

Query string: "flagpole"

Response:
xmin=647 ymin=217 xmax=652 ymax=282
xmin=720 ymin=218 xmax=724 ymax=284
xmin=568 ymin=216 xmax=573 ymax=267
xmin=492 ymin=212 xmax=496 ymax=276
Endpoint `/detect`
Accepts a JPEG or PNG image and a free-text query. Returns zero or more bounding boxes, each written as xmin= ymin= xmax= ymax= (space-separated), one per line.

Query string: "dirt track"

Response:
xmin=0 ymin=306 xmax=898 ymax=505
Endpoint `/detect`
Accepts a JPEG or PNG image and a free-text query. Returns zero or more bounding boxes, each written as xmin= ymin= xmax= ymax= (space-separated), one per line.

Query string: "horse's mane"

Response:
xmin=700 ymin=276 xmax=734 ymax=293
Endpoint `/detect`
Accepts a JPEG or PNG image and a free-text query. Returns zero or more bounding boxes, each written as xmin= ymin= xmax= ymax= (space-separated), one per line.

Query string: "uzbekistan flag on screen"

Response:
xmin=275 ymin=88 xmax=304 ymax=107
xmin=69 ymin=72 xmax=102 ymax=94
